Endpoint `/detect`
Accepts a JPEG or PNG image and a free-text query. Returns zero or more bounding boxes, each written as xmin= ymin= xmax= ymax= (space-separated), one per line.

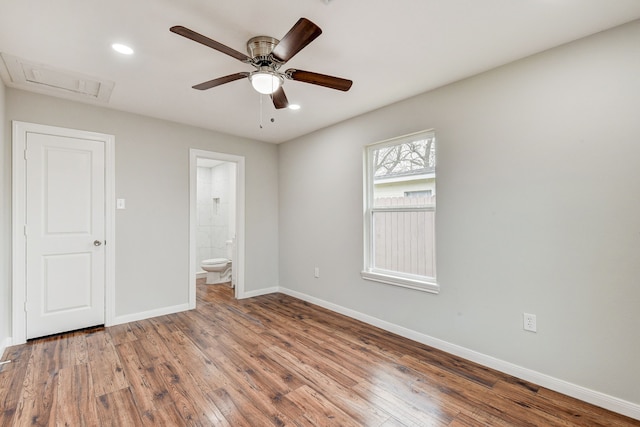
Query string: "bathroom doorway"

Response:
xmin=189 ymin=149 xmax=245 ymax=305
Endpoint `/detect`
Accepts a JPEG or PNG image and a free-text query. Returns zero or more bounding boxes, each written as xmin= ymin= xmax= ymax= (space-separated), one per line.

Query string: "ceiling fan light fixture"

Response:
xmin=250 ymin=70 xmax=283 ymax=95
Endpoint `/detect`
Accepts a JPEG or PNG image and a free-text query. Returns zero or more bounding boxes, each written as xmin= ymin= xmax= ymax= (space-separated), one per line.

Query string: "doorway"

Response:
xmin=12 ymin=121 xmax=115 ymax=344
xmin=189 ymin=149 xmax=245 ymax=304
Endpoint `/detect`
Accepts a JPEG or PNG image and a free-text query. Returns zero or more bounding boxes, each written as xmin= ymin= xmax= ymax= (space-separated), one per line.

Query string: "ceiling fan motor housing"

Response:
xmin=247 ymin=36 xmax=280 ymax=65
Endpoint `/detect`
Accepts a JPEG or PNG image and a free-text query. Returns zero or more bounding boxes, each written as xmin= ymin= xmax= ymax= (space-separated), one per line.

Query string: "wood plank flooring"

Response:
xmin=1 ymin=283 xmax=638 ymax=426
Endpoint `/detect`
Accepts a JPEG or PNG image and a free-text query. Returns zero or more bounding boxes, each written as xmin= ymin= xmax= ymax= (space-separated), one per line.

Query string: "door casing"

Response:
xmin=12 ymin=121 xmax=115 ymax=344
xmin=189 ymin=149 xmax=245 ymax=302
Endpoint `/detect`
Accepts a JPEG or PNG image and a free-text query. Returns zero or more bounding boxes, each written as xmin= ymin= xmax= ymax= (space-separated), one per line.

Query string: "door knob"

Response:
xmin=93 ymin=240 xmax=103 ymax=246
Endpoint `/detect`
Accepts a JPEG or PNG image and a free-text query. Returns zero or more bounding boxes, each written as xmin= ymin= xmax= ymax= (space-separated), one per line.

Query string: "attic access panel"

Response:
xmin=1 ymin=53 xmax=114 ymax=103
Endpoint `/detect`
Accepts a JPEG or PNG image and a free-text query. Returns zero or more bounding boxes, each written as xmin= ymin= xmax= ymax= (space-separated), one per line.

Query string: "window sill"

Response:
xmin=361 ymin=270 xmax=439 ymax=294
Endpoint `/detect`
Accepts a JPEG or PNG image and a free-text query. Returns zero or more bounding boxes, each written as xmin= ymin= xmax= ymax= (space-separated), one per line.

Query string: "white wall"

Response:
xmin=0 ymin=78 xmax=9 ymax=356
xmin=4 ymin=89 xmax=279 ymax=321
xmin=278 ymin=20 xmax=640 ymax=408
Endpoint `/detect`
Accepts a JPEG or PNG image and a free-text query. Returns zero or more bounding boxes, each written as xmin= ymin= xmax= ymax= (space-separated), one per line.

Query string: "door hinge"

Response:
xmin=23 ymin=225 xmax=28 ymax=236
xmin=24 ymin=302 xmax=28 ymax=312
xmin=24 ymin=149 xmax=27 ymax=160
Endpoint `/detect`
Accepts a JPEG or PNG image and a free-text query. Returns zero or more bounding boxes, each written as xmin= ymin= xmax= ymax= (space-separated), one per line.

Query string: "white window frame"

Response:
xmin=362 ymin=129 xmax=439 ymax=294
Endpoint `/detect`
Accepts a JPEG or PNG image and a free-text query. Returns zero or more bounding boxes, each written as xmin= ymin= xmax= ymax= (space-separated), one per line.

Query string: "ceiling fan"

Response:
xmin=170 ymin=18 xmax=353 ymax=109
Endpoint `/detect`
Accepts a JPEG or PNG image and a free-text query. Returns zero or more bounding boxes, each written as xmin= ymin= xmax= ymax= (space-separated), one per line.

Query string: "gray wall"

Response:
xmin=4 ymin=90 xmax=279 ymax=320
xmin=278 ymin=20 xmax=640 ymax=405
xmin=0 ymin=79 xmax=9 ymax=351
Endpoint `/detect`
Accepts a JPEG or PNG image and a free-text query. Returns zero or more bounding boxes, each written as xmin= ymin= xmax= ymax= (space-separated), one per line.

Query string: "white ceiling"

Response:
xmin=2 ymin=0 xmax=640 ymax=144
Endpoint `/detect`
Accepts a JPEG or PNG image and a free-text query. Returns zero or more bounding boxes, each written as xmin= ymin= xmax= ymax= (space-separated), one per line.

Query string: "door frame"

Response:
xmin=189 ymin=149 xmax=245 ymax=303
xmin=12 ymin=121 xmax=116 ymax=344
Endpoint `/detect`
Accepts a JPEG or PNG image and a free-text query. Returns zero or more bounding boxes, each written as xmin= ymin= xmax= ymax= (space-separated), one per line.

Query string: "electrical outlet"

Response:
xmin=523 ymin=313 xmax=537 ymax=332
xmin=314 ymin=267 xmax=320 ymax=278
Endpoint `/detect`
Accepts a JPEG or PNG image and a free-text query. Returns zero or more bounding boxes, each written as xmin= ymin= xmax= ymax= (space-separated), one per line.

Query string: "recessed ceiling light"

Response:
xmin=112 ymin=43 xmax=134 ymax=55
xmin=288 ymin=104 xmax=301 ymax=110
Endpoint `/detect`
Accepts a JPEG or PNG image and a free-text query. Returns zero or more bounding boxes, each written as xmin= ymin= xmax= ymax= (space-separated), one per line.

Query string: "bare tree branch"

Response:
xmin=373 ymin=138 xmax=435 ymax=177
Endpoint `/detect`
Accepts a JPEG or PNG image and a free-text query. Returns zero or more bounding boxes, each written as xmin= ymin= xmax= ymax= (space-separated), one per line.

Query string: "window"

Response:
xmin=362 ymin=130 xmax=438 ymax=293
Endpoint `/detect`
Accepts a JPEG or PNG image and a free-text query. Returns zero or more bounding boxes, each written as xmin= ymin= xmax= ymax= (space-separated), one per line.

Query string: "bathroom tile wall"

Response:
xmin=210 ymin=163 xmax=232 ymax=259
xmin=196 ymin=166 xmax=213 ymax=271
xmin=196 ymin=163 xmax=234 ymax=272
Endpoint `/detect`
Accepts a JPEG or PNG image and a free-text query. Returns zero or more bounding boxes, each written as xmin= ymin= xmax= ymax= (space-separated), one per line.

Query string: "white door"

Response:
xmin=25 ymin=131 xmax=106 ymax=339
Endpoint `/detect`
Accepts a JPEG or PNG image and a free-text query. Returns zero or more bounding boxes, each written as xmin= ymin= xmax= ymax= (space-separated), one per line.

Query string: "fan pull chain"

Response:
xmin=259 ymin=95 xmax=263 ymax=128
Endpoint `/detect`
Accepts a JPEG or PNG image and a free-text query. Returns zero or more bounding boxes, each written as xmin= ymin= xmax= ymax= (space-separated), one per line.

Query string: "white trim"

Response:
xmin=189 ymin=149 xmax=245 ymax=304
xmin=360 ymin=270 xmax=439 ymax=293
xmin=11 ymin=123 xmax=26 ymax=344
xmin=277 ymin=286 xmax=640 ymax=421
xmin=239 ymin=287 xmax=279 ymax=299
xmin=104 ymin=132 xmax=116 ymax=326
xmin=11 ymin=121 xmax=115 ymax=344
xmin=110 ymin=303 xmax=190 ymax=326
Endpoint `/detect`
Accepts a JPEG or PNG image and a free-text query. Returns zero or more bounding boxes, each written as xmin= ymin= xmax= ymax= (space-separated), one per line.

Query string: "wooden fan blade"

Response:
xmin=192 ymin=73 xmax=249 ymax=90
xmin=270 ymin=87 xmax=289 ymax=109
xmin=170 ymin=26 xmax=251 ymax=63
xmin=286 ymin=69 xmax=353 ymax=91
xmin=271 ymin=18 xmax=322 ymax=63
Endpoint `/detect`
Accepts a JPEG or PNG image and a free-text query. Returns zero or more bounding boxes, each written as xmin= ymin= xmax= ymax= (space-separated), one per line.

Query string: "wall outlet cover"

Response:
xmin=523 ymin=313 xmax=537 ymax=332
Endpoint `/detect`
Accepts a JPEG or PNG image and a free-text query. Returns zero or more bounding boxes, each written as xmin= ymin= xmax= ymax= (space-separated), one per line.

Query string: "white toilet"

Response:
xmin=201 ymin=240 xmax=233 ymax=285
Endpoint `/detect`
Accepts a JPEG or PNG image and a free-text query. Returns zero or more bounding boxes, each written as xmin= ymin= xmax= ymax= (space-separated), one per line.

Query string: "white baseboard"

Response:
xmin=0 ymin=337 xmax=12 ymax=359
xmin=239 ymin=286 xmax=279 ymax=299
xmin=109 ymin=303 xmax=190 ymax=326
xmin=278 ymin=287 xmax=640 ymax=421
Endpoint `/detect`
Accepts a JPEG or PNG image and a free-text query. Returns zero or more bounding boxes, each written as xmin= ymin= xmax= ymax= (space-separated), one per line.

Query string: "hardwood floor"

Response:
xmin=1 ymin=284 xmax=638 ymax=426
